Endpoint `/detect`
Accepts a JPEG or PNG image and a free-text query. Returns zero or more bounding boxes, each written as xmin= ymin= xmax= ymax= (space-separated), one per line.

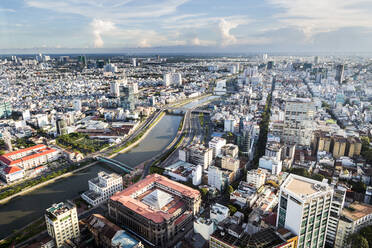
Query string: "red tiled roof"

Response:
xmin=0 ymin=146 xmax=57 ymax=166
xmin=2 ymin=144 xmax=46 ymax=157
xmin=3 ymin=166 xmax=23 ymax=174
xmin=110 ymin=174 xmax=200 ymax=224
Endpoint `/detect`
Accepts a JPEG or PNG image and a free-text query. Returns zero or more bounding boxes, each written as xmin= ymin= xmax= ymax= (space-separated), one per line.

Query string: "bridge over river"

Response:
xmin=96 ymin=156 xmax=134 ymax=173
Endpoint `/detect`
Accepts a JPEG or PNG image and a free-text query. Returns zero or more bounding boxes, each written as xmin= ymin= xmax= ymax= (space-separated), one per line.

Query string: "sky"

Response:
xmin=1 ymin=0 xmax=372 ymax=54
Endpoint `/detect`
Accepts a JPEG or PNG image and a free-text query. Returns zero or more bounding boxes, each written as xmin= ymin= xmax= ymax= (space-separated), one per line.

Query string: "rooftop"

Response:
xmin=46 ymin=202 xmax=74 ymax=218
xmin=282 ymin=174 xmax=331 ymax=199
xmin=110 ymin=174 xmax=199 ymax=223
xmin=343 ymin=202 xmax=372 ymax=221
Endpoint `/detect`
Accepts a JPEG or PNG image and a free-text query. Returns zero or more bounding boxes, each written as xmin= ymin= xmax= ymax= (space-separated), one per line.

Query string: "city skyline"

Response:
xmin=1 ymin=0 xmax=372 ymax=54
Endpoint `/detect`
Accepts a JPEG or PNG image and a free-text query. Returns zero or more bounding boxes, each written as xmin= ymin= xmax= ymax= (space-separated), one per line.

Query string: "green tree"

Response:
xmin=228 ymin=185 xmax=234 ymax=194
xmin=350 ymin=234 xmax=369 ymax=248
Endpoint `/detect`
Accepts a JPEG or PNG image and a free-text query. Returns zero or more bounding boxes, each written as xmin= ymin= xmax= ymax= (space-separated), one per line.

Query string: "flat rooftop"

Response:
xmin=282 ymin=174 xmax=331 ymax=198
xmin=343 ymin=202 xmax=372 ymax=221
xmin=285 ymin=178 xmax=317 ymax=195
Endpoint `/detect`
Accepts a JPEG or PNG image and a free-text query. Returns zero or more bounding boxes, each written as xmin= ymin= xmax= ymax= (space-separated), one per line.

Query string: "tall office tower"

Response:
xmin=45 ymin=202 xmax=80 ymax=247
xmin=277 ymin=174 xmax=333 ymax=248
xmin=110 ymin=81 xmax=120 ymax=97
xmin=0 ymin=98 xmax=12 ymax=118
xmin=56 ymin=118 xmax=67 ymax=136
xmin=132 ymin=58 xmax=137 ymax=67
xmin=78 ymin=55 xmax=87 ymax=67
xmin=119 ymin=84 xmax=138 ymax=111
xmin=325 ymin=186 xmax=346 ymax=247
xmin=335 ymin=64 xmax=344 ymax=84
xmin=282 ymin=98 xmax=316 ymax=146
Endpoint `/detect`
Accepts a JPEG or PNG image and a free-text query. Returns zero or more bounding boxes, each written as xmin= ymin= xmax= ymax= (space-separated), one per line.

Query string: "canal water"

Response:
xmin=0 ymin=114 xmax=182 ymax=239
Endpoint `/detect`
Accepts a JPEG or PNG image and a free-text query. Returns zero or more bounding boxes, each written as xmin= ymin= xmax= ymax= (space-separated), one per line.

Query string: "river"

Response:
xmin=0 ymin=114 xmax=182 ymax=239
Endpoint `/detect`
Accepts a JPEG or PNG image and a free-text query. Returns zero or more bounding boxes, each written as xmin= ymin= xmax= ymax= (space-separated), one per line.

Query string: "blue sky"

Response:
xmin=1 ymin=0 xmax=372 ymax=53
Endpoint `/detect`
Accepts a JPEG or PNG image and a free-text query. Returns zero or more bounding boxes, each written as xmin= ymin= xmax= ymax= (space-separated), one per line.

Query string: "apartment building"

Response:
xmin=45 ymin=202 xmax=80 ymax=247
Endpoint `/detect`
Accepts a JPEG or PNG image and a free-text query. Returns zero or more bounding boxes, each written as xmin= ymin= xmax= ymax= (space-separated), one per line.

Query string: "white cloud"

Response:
xmin=138 ymin=39 xmax=151 ymax=48
xmin=0 ymin=8 xmax=16 ymax=12
xmin=267 ymin=0 xmax=372 ymax=37
xmin=91 ymin=19 xmax=115 ymax=48
xmin=219 ymin=19 xmax=239 ymax=46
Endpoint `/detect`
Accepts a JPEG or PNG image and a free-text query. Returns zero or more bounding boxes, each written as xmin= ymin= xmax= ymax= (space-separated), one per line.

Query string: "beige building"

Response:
xmin=221 ymin=156 xmax=240 ymax=172
xmin=221 ymin=143 xmax=239 ymax=158
xmin=45 ymin=202 xmax=80 ymax=247
xmin=334 ymin=202 xmax=372 ymax=248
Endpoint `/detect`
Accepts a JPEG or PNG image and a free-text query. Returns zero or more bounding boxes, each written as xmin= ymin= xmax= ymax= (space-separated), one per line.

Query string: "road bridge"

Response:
xmin=96 ymin=156 xmax=133 ymax=173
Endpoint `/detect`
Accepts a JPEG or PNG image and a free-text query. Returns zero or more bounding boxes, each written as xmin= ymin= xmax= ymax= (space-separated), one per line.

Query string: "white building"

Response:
xmin=81 ymin=171 xmax=123 ymax=206
xmin=259 ymin=156 xmax=282 ymax=175
xmin=224 ymin=119 xmax=236 ymax=133
xmin=104 ymin=63 xmax=118 ymax=73
xmin=36 ymin=114 xmax=49 ymax=127
xmin=110 ymin=81 xmax=120 ymax=97
xmin=193 ymin=217 xmax=216 ymax=241
xmin=277 ymin=174 xmax=334 ymax=248
xmin=23 ymin=109 xmax=31 ymax=121
xmin=210 ymin=203 xmax=230 ymax=223
xmin=326 ymin=186 xmax=346 ymax=247
xmin=163 ymin=72 xmax=182 ymax=86
xmin=208 ymin=166 xmax=230 ymax=191
xmin=164 ymin=160 xmax=202 ymax=186
xmin=246 ymin=169 xmax=266 ymax=188
xmin=209 ymin=137 xmax=226 ymax=158
xmin=45 ymin=202 xmax=80 ymax=247
xmin=0 ymin=166 xmax=25 ymax=183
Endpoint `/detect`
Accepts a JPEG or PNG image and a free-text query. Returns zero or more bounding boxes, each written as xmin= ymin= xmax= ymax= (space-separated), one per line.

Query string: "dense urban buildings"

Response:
xmin=0 ymin=53 xmax=371 ymax=248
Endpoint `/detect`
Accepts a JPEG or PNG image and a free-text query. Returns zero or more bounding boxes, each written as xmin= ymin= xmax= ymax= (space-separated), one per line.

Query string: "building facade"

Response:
xmin=45 ymin=202 xmax=80 ymax=248
xmin=81 ymin=171 xmax=123 ymax=206
xmin=277 ymin=174 xmax=334 ymax=248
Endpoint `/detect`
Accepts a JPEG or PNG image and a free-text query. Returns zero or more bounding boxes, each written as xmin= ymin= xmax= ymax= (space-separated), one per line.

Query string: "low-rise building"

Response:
xmin=86 ymin=214 xmax=144 ymax=248
xmin=164 ymin=160 xmax=202 ymax=186
xmin=0 ymin=165 xmax=25 ymax=183
xmin=259 ymin=156 xmax=282 ymax=175
xmin=81 ymin=171 xmax=123 ymax=206
xmin=108 ymin=174 xmax=201 ymax=248
xmin=210 ymin=203 xmax=230 ymax=223
xmin=246 ymin=169 xmax=266 ymax=188
xmin=0 ymin=144 xmax=59 ymax=170
xmin=193 ymin=217 xmax=216 ymax=241
xmin=334 ymin=202 xmax=372 ymax=248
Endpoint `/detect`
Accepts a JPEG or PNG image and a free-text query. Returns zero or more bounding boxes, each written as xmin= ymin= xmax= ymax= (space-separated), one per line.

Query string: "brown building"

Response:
xmin=85 ymin=214 xmax=143 ymax=248
xmin=108 ymin=174 xmax=201 ymax=248
xmin=312 ymin=131 xmax=362 ymax=159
